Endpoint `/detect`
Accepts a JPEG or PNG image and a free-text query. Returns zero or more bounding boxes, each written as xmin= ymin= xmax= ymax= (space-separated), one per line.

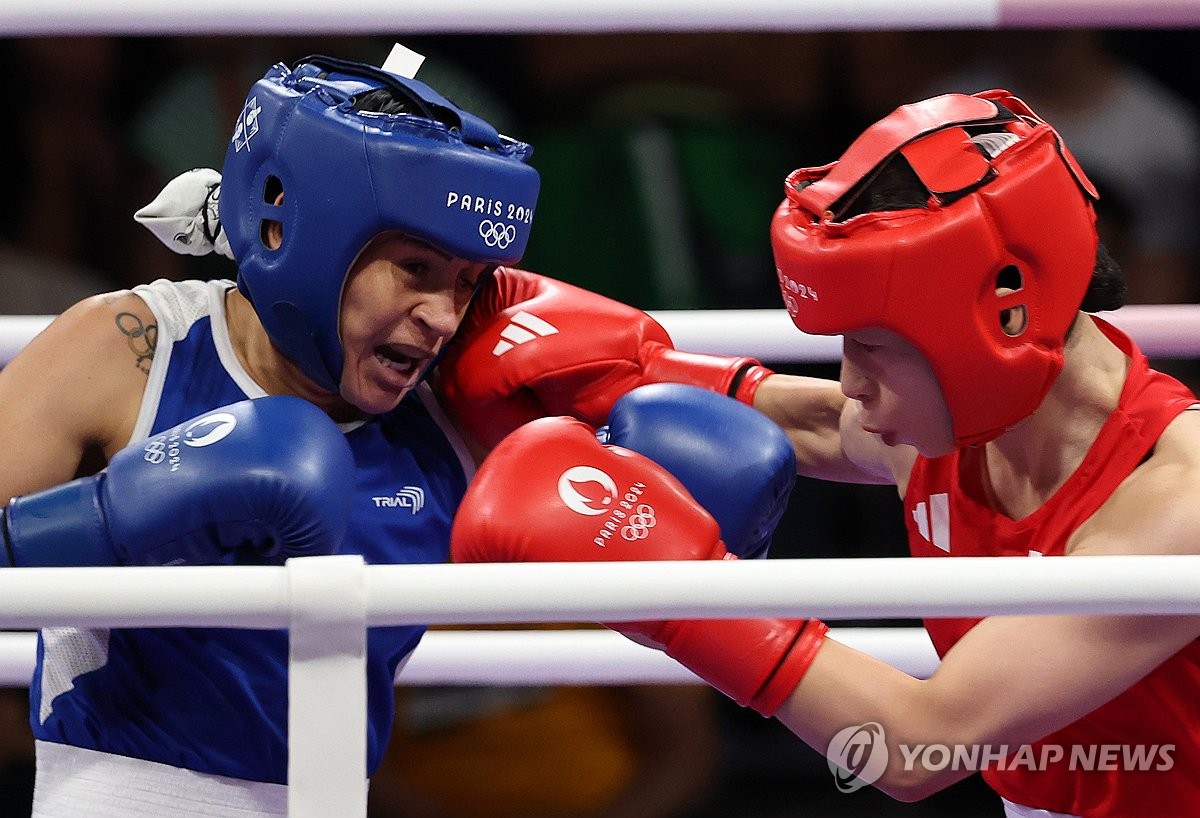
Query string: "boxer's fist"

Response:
xmin=2 ymin=396 xmax=355 ymax=567
xmin=450 ymin=415 xmax=727 ymax=564
xmin=434 ymin=268 xmax=773 ymax=450
xmin=451 ymin=415 xmax=825 ymax=716
xmin=603 ymin=383 xmax=795 ymax=559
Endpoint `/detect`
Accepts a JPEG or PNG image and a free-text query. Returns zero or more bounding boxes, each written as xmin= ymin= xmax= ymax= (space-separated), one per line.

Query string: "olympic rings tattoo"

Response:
xmin=116 ymin=312 xmax=158 ymax=374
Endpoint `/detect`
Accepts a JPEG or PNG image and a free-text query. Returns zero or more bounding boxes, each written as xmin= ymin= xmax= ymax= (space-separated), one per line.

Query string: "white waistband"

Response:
xmin=1002 ymin=797 xmax=1081 ymax=818
xmin=32 ymin=741 xmax=288 ymax=818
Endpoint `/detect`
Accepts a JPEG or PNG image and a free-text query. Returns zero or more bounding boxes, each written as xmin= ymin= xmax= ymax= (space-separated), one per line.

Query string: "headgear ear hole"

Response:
xmin=258 ymin=175 xmax=286 ymax=249
xmin=260 ymin=219 xmax=283 ymax=250
xmin=996 ymin=265 xmax=1027 ymax=337
xmin=262 ymin=175 xmax=283 ymax=205
xmin=996 ymin=264 xmax=1023 ymax=293
xmin=1000 ymin=305 xmax=1028 ymax=337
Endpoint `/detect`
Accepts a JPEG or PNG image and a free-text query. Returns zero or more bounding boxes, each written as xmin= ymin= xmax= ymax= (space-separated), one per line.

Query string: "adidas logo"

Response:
xmin=493 ymin=311 xmax=559 ymax=356
xmin=912 ymin=493 xmax=950 ymax=552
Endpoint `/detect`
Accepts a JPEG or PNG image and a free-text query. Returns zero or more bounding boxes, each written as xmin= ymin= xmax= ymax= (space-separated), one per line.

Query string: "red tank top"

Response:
xmin=904 ymin=318 xmax=1200 ymax=816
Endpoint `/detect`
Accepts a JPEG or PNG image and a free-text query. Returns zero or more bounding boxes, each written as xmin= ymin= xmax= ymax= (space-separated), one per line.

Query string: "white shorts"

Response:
xmin=1002 ymin=797 xmax=1082 ymax=818
xmin=32 ymin=740 xmax=288 ymax=818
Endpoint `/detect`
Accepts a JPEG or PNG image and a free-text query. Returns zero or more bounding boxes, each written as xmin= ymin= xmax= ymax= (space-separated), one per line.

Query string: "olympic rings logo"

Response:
xmin=621 ymin=504 xmax=657 ymax=541
xmin=143 ymin=439 xmax=167 ymax=464
xmin=479 ymin=220 xmax=517 ymax=249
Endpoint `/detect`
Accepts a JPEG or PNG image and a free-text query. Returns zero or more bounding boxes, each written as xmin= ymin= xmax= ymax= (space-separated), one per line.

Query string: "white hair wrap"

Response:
xmin=134 ymin=168 xmax=233 ymax=259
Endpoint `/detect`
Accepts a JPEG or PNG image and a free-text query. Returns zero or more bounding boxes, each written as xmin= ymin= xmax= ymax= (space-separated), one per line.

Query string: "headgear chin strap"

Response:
xmin=770 ymin=89 xmax=1099 ymax=447
xmin=221 ymin=54 xmax=541 ymax=393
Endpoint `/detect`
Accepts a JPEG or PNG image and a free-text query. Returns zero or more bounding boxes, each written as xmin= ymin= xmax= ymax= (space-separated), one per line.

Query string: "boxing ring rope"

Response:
xmin=4 ymin=304 xmax=1200 ymax=366
xmin=0 ymin=627 xmax=937 ymax=687
xmin=2 ymin=0 xmax=1198 ymax=35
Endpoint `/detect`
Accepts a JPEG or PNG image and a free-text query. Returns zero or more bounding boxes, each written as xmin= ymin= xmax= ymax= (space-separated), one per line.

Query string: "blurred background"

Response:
xmin=1 ymin=26 xmax=1199 ymax=818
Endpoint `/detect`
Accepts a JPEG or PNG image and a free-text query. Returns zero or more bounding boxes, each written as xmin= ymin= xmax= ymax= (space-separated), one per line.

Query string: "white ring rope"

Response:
xmin=2 ymin=555 xmax=1200 ymax=689
xmin=0 ymin=627 xmax=943 ymax=688
xmin=5 ymin=557 xmax=1200 ymax=628
xmin=650 ymin=305 xmax=1200 ymax=361
xmin=0 ymin=0 xmax=1197 ymax=35
xmin=3 ymin=304 xmax=1200 ymax=366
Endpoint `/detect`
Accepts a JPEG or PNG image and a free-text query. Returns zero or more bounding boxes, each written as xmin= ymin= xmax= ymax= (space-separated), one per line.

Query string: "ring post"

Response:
xmin=287 ymin=555 xmax=367 ymax=818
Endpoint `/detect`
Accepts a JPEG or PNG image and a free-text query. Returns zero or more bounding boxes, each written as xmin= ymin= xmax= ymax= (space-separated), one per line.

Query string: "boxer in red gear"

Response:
xmin=454 ymin=88 xmax=1200 ymax=817
xmin=738 ymin=90 xmax=1200 ymax=816
xmin=433 ymin=267 xmax=772 ymax=453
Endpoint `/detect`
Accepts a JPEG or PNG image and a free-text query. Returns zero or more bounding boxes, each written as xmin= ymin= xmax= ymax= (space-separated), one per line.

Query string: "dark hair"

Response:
xmin=834 ymin=154 xmax=928 ymax=219
xmin=1078 ymin=242 xmax=1126 ymax=313
xmin=832 ymin=152 xmax=1125 ymax=313
xmin=350 ymin=87 xmax=421 ymax=116
xmin=350 ymin=86 xmax=476 ymax=140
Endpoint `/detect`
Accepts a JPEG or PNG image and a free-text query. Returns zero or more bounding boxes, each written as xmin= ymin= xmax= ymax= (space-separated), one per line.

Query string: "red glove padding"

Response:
xmin=450 ymin=415 xmax=825 ymax=716
xmin=434 ymin=268 xmax=773 ymax=450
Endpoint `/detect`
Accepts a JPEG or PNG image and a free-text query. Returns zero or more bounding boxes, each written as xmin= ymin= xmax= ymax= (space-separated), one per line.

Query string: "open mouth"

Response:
xmin=374 ymin=343 xmax=425 ymax=382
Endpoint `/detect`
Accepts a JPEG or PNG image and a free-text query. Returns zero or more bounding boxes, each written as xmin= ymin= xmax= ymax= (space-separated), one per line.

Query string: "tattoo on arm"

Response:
xmin=116 ymin=312 xmax=158 ymax=374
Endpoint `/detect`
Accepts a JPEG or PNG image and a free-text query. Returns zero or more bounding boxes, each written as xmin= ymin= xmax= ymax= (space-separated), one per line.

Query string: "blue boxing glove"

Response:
xmin=602 ymin=383 xmax=796 ymax=559
xmin=1 ymin=396 xmax=354 ymax=567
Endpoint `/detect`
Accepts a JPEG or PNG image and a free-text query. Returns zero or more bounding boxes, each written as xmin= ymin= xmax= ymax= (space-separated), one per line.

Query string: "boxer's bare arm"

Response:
xmin=752 ymin=373 xmax=912 ymax=485
xmin=774 ymin=412 xmax=1200 ymax=799
xmin=0 ymin=291 xmax=153 ymax=502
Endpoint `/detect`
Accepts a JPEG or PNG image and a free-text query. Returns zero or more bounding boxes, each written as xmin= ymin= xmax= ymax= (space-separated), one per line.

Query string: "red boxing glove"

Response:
xmin=434 ymin=268 xmax=773 ymax=450
xmin=450 ymin=416 xmax=825 ymax=716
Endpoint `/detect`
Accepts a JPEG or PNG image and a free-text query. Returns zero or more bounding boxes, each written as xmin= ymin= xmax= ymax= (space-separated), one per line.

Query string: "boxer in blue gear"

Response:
xmin=0 ymin=48 xmax=538 ymax=817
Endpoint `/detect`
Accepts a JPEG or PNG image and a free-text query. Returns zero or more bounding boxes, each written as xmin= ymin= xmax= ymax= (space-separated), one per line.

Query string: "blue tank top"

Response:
xmin=30 ymin=280 xmax=472 ymax=783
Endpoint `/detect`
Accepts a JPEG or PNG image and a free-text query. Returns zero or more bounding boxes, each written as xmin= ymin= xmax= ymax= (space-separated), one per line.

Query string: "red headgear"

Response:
xmin=770 ymin=90 xmax=1099 ymax=446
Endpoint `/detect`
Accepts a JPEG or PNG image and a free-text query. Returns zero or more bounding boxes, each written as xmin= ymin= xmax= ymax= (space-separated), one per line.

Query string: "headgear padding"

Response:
xmin=221 ymin=55 xmax=541 ymax=392
xmin=770 ymin=90 xmax=1099 ymax=446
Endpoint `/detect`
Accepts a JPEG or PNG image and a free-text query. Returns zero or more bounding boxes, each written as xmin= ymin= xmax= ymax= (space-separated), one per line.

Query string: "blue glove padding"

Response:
xmin=2 ymin=396 xmax=355 ymax=567
xmin=603 ymin=383 xmax=796 ymax=559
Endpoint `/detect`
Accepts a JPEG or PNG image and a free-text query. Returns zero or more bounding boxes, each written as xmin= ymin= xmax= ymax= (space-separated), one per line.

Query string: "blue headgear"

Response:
xmin=220 ymin=54 xmax=541 ymax=392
